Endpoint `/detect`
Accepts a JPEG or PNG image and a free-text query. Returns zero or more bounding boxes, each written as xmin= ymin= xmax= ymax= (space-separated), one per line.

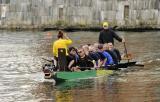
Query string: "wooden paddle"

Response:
xmin=73 ymin=64 xmax=126 ymax=70
xmin=42 ymin=58 xmax=54 ymax=63
xmin=123 ymin=42 xmax=132 ymax=62
xmin=122 ymin=43 xmax=144 ymax=67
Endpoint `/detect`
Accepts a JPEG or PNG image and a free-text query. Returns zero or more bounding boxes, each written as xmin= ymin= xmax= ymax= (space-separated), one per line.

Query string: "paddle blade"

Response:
xmin=122 ymin=53 xmax=133 ymax=60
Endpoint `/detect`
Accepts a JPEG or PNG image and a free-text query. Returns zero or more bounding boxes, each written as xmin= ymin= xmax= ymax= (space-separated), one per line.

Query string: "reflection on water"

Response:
xmin=0 ymin=31 xmax=160 ymax=102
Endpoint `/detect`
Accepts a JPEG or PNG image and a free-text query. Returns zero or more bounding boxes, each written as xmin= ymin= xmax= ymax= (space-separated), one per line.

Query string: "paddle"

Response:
xmin=123 ymin=42 xmax=131 ymax=62
xmin=42 ymin=58 xmax=55 ymax=63
xmin=74 ymin=64 xmax=127 ymax=70
xmin=72 ymin=66 xmax=119 ymax=70
xmin=122 ymin=43 xmax=144 ymax=67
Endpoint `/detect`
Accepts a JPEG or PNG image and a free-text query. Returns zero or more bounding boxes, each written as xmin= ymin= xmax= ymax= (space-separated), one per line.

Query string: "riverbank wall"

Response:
xmin=0 ymin=0 xmax=160 ymax=31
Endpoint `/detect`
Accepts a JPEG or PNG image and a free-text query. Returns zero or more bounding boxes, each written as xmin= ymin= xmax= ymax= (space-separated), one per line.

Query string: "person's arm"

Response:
xmin=64 ymin=33 xmax=70 ymax=40
xmin=107 ymin=53 xmax=114 ymax=64
xmin=104 ymin=52 xmax=114 ymax=65
xmin=111 ymin=30 xmax=123 ymax=42
xmin=114 ymin=49 xmax=121 ymax=61
xmin=68 ymin=60 xmax=75 ymax=70
xmin=92 ymin=60 xmax=97 ymax=68
xmin=103 ymin=58 xmax=107 ymax=66
xmin=97 ymin=59 xmax=101 ymax=68
xmin=99 ymin=32 xmax=103 ymax=44
xmin=64 ymin=33 xmax=72 ymax=45
xmin=66 ymin=39 xmax=72 ymax=45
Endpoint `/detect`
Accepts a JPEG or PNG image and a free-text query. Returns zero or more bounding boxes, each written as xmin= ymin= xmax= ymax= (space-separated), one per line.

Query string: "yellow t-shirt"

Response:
xmin=53 ymin=38 xmax=72 ymax=57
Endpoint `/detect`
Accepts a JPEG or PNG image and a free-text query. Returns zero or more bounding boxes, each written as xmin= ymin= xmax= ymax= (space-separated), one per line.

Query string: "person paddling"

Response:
xmin=108 ymin=42 xmax=121 ymax=63
xmin=99 ymin=22 xmax=125 ymax=45
xmin=71 ymin=47 xmax=94 ymax=71
xmin=103 ymin=43 xmax=119 ymax=64
xmin=97 ymin=44 xmax=114 ymax=68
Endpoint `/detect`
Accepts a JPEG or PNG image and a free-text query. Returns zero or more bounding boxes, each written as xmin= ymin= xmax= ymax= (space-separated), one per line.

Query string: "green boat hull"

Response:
xmin=54 ymin=70 xmax=113 ymax=81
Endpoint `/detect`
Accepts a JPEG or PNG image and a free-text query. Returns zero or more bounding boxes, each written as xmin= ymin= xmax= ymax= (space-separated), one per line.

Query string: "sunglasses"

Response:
xmin=108 ymin=45 xmax=113 ymax=46
xmin=89 ymin=51 xmax=93 ymax=53
xmin=71 ymin=49 xmax=76 ymax=52
xmin=78 ymin=51 xmax=83 ymax=53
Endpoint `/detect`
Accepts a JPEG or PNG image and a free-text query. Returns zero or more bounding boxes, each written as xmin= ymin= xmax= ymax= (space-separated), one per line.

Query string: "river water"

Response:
xmin=0 ymin=31 xmax=160 ymax=102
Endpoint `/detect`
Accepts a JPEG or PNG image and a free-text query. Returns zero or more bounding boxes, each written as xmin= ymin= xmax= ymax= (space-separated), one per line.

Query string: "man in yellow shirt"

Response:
xmin=53 ymin=30 xmax=72 ymax=57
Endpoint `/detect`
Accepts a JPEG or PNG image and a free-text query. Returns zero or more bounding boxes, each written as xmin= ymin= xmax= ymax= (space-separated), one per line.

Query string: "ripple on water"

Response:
xmin=0 ymin=31 xmax=160 ymax=102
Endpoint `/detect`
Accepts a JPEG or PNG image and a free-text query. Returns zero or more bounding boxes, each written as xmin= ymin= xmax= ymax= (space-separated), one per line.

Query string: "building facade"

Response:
xmin=0 ymin=0 xmax=160 ymax=29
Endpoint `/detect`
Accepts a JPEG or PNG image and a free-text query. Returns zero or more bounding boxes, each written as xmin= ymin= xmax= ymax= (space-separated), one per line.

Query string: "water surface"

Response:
xmin=0 ymin=31 xmax=160 ymax=102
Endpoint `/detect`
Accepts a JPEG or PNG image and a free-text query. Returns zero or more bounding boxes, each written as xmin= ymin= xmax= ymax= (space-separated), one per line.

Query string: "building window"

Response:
xmin=155 ymin=0 xmax=160 ymax=9
xmin=124 ymin=5 xmax=129 ymax=19
xmin=0 ymin=0 xmax=10 ymax=4
xmin=5 ymin=0 xmax=10 ymax=4
xmin=59 ymin=5 xmax=64 ymax=20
